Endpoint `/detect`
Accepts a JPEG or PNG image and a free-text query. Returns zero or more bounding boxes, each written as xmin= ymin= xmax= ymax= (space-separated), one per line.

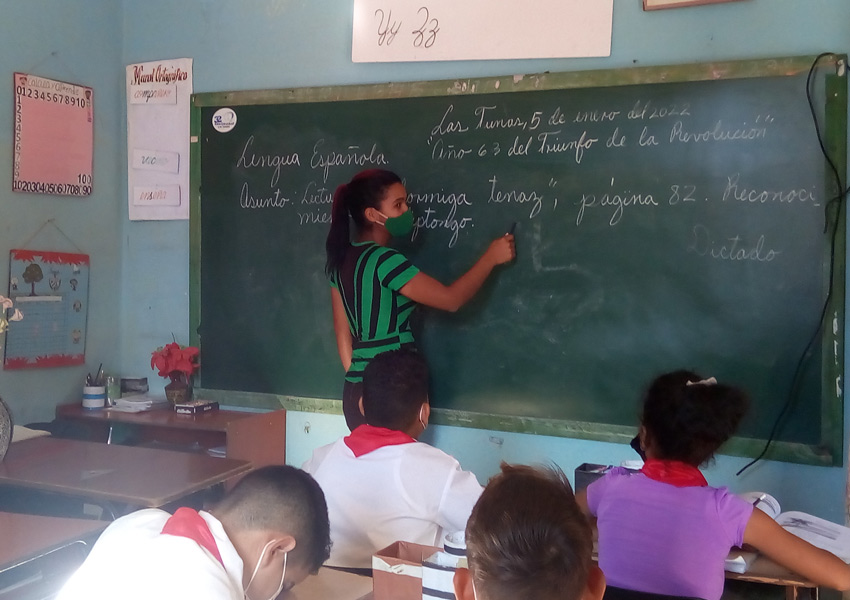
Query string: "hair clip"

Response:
xmin=686 ymin=377 xmax=717 ymax=386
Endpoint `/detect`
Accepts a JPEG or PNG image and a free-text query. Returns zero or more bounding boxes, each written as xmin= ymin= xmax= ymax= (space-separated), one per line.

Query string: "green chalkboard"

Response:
xmin=190 ymin=55 xmax=847 ymax=465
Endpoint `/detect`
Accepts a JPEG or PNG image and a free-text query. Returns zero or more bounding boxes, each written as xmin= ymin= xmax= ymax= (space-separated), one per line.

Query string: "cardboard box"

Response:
xmin=372 ymin=541 xmax=441 ymax=600
xmin=173 ymin=399 xmax=219 ymax=415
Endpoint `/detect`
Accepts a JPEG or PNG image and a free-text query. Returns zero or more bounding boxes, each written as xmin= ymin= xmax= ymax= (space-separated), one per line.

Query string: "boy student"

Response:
xmin=303 ymin=348 xmax=483 ymax=568
xmin=57 ymin=465 xmax=331 ymax=600
xmin=454 ymin=463 xmax=606 ymax=600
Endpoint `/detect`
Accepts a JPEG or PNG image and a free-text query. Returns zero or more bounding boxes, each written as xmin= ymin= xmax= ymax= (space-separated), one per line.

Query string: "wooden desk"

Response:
xmin=56 ymin=403 xmax=286 ymax=467
xmin=726 ymin=555 xmax=817 ymax=600
xmin=0 ymin=511 xmax=106 ymax=598
xmin=592 ymin=538 xmax=817 ymax=600
xmin=0 ymin=437 xmax=250 ymax=515
xmin=286 ymin=567 xmax=373 ymax=600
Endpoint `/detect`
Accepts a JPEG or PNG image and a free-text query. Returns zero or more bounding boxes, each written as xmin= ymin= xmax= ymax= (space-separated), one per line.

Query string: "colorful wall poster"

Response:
xmin=4 ymin=250 xmax=90 ymax=369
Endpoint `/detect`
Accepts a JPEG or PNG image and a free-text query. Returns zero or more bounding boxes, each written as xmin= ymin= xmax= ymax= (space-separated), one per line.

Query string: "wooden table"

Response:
xmin=56 ymin=403 xmax=286 ymax=467
xmin=0 ymin=511 xmax=106 ymax=598
xmin=287 ymin=567 xmax=373 ymax=600
xmin=0 ymin=437 xmax=251 ymax=516
xmin=726 ymin=555 xmax=817 ymax=600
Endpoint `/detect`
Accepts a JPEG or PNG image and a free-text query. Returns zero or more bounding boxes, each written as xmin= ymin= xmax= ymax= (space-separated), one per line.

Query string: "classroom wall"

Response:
xmin=118 ymin=0 xmax=850 ymax=522
xmin=1 ymin=1 xmax=843 ymax=519
xmin=0 ymin=0 xmax=124 ymax=425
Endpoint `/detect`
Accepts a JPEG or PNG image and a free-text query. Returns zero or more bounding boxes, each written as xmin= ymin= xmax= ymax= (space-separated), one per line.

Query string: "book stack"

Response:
xmin=112 ymin=394 xmax=168 ymax=413
xmin=173 ymin=399 xmax=219 ymax=415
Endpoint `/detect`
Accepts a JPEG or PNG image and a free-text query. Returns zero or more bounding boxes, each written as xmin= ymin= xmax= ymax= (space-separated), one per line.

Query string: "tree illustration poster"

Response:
xmin=4 ymin=249 xmax=90 ymax=369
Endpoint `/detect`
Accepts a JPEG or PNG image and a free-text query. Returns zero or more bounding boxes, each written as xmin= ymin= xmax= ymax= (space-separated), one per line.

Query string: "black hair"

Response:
xmin=641 ymin=370 xmax=749 ymax=466
xmin=466 ymin=463 xmax=592 ymax=600
xmin=212 ymin=465 xmax=331 ymax=573
xmin=361 ymin=349 xmax=428 ymax=431
xmin=324 ymin=169 xmax=403 ymax=276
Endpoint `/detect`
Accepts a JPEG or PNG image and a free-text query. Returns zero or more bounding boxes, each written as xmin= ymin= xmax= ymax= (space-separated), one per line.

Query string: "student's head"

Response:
xmin=211 ymin=465 xmax=331 ymax=599
xmin=361 ymin=348 xmax=429 ymax=436
xmin=639 ymin=370 xmax=749 ymax=466
xmin=454 ymin=463 xmax=605 ymax=600
xmin=325 ymin=168 xmax=406 ymax=275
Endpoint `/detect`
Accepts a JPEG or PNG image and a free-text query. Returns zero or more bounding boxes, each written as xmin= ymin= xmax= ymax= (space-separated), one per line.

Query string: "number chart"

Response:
xmin=12 ymin=73 xmax=93 ymax=197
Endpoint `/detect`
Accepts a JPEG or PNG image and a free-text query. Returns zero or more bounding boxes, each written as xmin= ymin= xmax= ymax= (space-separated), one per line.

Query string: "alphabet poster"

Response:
xmin=4 ymin=250 xmax=90 ymax=369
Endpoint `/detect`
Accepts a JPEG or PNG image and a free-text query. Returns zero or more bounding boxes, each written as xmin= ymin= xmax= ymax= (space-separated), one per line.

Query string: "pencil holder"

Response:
xmin=82 ymin=385 xmax=106 ymax=409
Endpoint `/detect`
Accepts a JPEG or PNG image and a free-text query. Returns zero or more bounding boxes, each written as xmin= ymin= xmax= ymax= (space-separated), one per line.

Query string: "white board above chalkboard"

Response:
xmin=352 ymin=0 xmax=613 ymax=63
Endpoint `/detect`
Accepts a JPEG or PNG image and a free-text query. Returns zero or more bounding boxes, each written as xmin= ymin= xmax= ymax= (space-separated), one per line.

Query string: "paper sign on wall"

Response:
xmin=352 ymin=0 xmax=613 ymax=62
xmin=126 ymin=58 xmax=192 ymax=220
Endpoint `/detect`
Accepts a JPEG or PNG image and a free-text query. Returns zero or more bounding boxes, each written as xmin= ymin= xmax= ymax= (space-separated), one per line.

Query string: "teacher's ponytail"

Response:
xmin=324 ymin=169 xmax=404 ymax=276
xmin=325 ymin=183 xmax=352 ymax=276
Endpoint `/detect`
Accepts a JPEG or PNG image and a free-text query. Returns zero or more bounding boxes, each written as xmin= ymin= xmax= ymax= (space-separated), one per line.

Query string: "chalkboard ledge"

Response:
xmin=195 ymin=388 xmax=834 ymax=466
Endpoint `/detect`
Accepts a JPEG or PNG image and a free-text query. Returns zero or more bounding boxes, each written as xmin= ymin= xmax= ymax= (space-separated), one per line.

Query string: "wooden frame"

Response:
xmin=189 ymin=55 xmax=847 ymax=466
xmin=643 ymin=0 xmax=747 ymax=10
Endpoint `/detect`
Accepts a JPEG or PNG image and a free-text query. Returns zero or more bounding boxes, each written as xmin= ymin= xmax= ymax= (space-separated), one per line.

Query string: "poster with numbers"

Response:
xmin=4 ymin=250 xmax=89 ymax=369
xmin=12 ymin=73 xmax=94 ymax=196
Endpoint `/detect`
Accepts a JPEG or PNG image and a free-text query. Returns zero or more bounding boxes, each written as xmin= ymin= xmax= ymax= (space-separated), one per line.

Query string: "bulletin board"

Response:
xmin=4 ymin=250 xmax=90 ymax=369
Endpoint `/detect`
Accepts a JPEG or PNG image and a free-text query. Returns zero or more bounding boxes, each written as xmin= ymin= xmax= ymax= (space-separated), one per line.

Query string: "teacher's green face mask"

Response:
xmin=377 ymin=209 xmax=414 ymax=237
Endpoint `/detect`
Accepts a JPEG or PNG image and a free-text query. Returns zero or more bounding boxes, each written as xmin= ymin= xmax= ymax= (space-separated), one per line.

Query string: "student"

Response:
xmin=454 ymin=463 xmax=606 ymax=600
xmin=577 ymin=370 xmax=850 ymax=600
xmin=325 ymin=168 xmax=515 ymax=430
xmin=57 ymin=465 xmax=331 ymax=600
xmin=302 ymin=348 xmax=483 ymax=568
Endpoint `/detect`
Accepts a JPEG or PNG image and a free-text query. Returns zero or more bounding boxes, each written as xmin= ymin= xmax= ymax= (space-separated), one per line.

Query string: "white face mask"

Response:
xmin=245 ymin=540 xmax=288 ymax=600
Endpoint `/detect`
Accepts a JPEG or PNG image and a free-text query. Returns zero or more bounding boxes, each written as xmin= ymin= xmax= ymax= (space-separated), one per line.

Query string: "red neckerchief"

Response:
xmin=640 ymin=458 xmax=708 ymax=487
xmin=161 ymin=507 xmax=224 ymax=567
xmin=344 ymin=424 xmax=416 ymax=458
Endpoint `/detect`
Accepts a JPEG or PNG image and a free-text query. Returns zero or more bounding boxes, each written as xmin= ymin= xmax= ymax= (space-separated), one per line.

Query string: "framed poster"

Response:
xmin=12 ymin=73 xmax=93 ymax=196
xmin=4 ymin=250 xmax=90 ymax=369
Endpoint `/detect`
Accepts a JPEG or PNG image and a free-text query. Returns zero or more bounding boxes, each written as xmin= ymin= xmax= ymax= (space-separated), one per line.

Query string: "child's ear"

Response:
xmin=453 ymin=567 xmax=475 ymax=600
xmin=583 ymin=564 xmax=606 ymax=600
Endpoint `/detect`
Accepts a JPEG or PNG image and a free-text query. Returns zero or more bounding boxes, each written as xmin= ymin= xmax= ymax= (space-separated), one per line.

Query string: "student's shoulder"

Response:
xmin=100 ymin=508 xmax=171 ymax=538
xmin=399 ymin=441 xmax=465 ymax=468
xmin=301 ymin=438 xmax=345 ymax=472
xmin=710 ymin=485 xmax=755 ymax=515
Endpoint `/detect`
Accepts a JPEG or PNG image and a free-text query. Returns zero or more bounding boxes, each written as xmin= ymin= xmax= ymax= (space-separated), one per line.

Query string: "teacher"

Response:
xmin=325 ymin=169 xmax=515 ymax=430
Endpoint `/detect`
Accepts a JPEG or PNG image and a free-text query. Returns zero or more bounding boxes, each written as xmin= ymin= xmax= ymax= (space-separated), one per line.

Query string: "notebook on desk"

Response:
xmin=727 ymin=491 xmax=850 ymax=573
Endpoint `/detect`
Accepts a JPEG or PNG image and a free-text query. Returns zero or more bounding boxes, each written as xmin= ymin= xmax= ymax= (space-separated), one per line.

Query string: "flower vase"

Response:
xmin=165 ymin=374 xmax=193 ymax=407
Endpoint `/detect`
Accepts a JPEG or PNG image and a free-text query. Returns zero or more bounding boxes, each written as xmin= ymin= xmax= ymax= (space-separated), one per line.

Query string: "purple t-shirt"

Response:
xmin=586 ymin=467 xmax=753 ymax=600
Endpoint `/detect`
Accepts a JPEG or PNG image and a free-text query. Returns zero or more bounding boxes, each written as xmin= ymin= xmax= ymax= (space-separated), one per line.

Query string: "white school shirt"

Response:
xmin=303 ymin=438 xmax=483 ymax=568
xmin=56 ymin=509 xmax=244 ymax=600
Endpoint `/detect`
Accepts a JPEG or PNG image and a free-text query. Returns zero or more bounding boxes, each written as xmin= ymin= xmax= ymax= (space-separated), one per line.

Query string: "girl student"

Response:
xmin=325 ymin=169 xmax=515 ymax=430
xmin=577 ymin=370 xmax=850 ymax=600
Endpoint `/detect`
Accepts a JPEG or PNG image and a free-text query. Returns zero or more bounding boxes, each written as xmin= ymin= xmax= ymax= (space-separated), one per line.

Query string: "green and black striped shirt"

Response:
xmin=330 ymin=241 xmax=420 ymax=383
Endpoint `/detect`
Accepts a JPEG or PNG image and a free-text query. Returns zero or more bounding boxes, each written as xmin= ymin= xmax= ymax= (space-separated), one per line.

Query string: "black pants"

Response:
xmin=342 ymin=380 xmax=365 ymax=431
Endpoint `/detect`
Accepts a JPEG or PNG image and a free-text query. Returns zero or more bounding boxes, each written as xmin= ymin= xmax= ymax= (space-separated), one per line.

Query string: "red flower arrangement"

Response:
xmin=150 ymin=342 xmax=200 ymax=383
